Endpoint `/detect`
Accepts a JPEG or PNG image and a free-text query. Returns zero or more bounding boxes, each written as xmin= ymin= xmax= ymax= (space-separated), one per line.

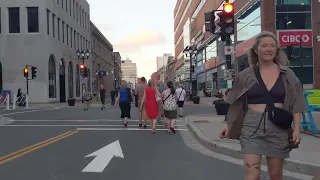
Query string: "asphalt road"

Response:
xmin=0 ymin=103 xmax=306 ymax=180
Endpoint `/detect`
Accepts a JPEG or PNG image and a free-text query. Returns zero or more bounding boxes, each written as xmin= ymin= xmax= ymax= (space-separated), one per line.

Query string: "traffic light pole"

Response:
xmin=225 ymin=35 xmax=233 ymax=88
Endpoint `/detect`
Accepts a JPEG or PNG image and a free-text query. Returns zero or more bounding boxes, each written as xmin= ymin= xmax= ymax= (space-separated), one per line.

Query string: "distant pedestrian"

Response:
xmin=100 ymin=85 xmax=106 ymax=110
xmin=135 ymin=77 xmax=148 ymax=127
xmin=115 ymin=81 xmax=132 ymax=127
xmin=110 ymin=88 xmax=116 ymax=105
xmin=140 ymin=79 xmax=160 ymax=133
xmin=83 ymin=90 xmax=90 ymax=111
xmin=162 ymin=81 xmax=177 ymax=134
xmin=175 ymin=84 xmax=186 ymax=117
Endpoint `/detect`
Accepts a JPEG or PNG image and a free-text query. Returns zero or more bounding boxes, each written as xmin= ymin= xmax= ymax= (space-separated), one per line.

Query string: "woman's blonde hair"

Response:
xmin=148 ymin=79 xmax=155 ymax=88
xmin=120 ymin=80 xmax=128 ymax=88
xmin=248 ymin=31 xmax=288 ymax=66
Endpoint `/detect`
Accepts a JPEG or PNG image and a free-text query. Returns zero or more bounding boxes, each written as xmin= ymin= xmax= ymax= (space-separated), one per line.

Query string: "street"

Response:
xmin=0 ymin=104 xmax=307 ymax=180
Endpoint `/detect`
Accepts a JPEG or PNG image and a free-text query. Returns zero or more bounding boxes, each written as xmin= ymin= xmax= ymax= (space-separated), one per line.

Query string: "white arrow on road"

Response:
xmin=82 ymin=140 xmax=124 ymax=173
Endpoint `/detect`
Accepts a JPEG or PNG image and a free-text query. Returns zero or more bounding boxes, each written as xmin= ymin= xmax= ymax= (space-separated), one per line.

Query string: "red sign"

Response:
xmin=277 ymin=30 xmax=313 ymax=47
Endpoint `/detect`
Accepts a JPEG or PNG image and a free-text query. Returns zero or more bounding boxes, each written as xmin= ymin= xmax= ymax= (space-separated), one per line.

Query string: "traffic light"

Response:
xmin=191 ymin=65 xmax=195 ymax=73
xmin=205 ymin=11 xmax=216 ymax=33
xmin=23 ymin=67 xmax=29 ymax=78
xmin=286 ymin=45 xmax=294 ymax=60
xmin=80 ymin=64 xmax=88 ymax=77
xmin=31 ymin=66 xmax=37 ymax=79
xmin=217 ymin=2 xmax=235 ymax=40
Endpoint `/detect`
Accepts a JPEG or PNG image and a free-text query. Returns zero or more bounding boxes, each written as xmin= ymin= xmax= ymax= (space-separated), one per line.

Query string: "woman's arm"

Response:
xmin=140 ymin=90 xmax=146 ymax=110
xmin=115 ymin=92 xmax=120 ymax=104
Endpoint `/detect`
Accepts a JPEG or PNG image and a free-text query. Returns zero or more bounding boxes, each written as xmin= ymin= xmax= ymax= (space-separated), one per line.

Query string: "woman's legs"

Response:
xmin=243 ymin=154 xmax=262 ymax=180
xmin=266 ymin=157 xmax=284 ymax=180
xmin=166 ymin=118 xmax=172 ymax=132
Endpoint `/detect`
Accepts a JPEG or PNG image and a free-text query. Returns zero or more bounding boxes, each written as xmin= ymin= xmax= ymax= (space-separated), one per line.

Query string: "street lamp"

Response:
xmin=183 ymin=45 xmax=197 ymax=100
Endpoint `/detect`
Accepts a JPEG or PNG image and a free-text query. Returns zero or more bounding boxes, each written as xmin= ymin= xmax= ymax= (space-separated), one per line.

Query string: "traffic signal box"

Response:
xmin=80 ymin=64 xmax=88 ymax=77
xmin=205 ymin=2 xmax=235 ymax=41
xmin=24 ymin=68 xmax=29 ymax=78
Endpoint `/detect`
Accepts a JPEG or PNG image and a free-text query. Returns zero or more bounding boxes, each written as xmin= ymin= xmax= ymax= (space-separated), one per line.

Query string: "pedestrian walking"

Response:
xmin=140 ymin=79 xmax=160 ymax=133
xmin=156 ymin=81 xmax=168 ymax=124
xmin=219 ymin=31 xmax=306 ymax=180
xmin=83 ymin=89 xmax=90 ymax=111
xmin=135 ymin=77 xmax=148 ymax=127
xmin=110 ymin=88 xmax=116 ymax=105
xmin=115 ymin=81 xmax=132 ymax=127
xmin=175 ymin=84 xmax=186 ymax=117
xmin=162 ymin=81 xmax=177 ymax=134
xmin=99 ymin=85 xmax=106 ymax=110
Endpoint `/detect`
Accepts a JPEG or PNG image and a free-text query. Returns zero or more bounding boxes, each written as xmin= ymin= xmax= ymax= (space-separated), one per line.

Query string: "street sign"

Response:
xmin=224 ymin=46 xmax=234 ymax=55
xmin=277 ymin=30 xmax=313 ymax=47
xmin=82 ymin=140 xmax=124 ymax=173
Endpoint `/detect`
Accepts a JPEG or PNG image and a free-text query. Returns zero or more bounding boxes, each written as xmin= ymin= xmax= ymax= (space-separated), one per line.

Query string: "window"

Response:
xmin=70 ymin=28 xmax=73 ymax=48
xmin=276 ymin=0 xmax=311 ymax=12
xmin=46 ymin=9 xmax=50 ymax=35
xmin=62 ymin=21 xmax=65 ymax=43
xmin=57 ymin=18 xmax=60 ymax=41
xmin=66 ymin=24 xmax=69 ymax=45
xmin=69 ymin=0 xmax=72 ymax=16
xmin=74 ymin=30 xmax=76 ymax=49
xmin=276 ymin=12 xmax=311 ymax=30
xmin=27 ymin=7 xmax=39 ymax=33
xmin=8 ymin=7 xmax=20 ymax=33
xmin=52 ymin=14 xmax=55 ymax=38
xmin=0 ymin=8 xmax=2 ymax=33
xmin=61 ymin=0 xmax=64 ymax=9
xmin=65 ymin=0 xmax=68 ymax=13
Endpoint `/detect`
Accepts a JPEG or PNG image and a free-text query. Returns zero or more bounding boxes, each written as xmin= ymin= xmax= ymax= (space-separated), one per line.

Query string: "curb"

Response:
xmin=185 ymin=116 xmax=320 ymax=176
xmin=0 ymin=115 xmax=15 ymax=125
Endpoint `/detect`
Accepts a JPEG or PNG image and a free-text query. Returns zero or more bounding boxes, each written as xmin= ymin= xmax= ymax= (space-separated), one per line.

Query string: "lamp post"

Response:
xmin=113 ymin=54 xmax=117 ymax=90
xmin=76 ymin=49 xmax=90 ymax=102
xmin=183 ymin=45 xmax=197 ymax=100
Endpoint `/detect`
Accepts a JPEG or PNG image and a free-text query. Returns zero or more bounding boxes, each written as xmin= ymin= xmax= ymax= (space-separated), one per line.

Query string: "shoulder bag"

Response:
xmin=253 ymin=66 xmax=293 ymax=130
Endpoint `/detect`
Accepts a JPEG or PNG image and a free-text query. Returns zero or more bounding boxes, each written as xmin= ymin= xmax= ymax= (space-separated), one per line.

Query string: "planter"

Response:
xmin=68 ymin=98 xmax=76 ymax=106
xmin=192 ymin=96 xmax=200 ymax=104
xmin=214 ymin=100 xmax=229 ymax=115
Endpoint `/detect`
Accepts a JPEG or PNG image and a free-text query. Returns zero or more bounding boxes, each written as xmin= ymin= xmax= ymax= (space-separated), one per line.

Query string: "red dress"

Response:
xmin=145 ymin=87 xmax=159 ymax=119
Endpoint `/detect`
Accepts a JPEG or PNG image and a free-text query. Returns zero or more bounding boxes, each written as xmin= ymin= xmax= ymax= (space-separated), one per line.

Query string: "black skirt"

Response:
xmin=119 ymin=101 xmax=131 ymax=118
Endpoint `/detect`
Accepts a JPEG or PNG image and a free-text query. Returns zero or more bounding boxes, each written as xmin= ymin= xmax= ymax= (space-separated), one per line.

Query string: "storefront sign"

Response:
xmin=277 ymin=30 xmax=313 ymax=47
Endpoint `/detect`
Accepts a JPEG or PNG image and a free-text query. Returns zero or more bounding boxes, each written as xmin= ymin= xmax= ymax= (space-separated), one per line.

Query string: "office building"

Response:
xmin=121 ymin=58 xmax=137 ymax=89
xmin=0 ymin=0 xmax=90 ymax=102
xmin=156 ymin=53 xmax=172 ymax=71
xmin=173 ymin=0 xmax=320 ymax=90
xmin=113 ymin=52 xmax=122 ymax=88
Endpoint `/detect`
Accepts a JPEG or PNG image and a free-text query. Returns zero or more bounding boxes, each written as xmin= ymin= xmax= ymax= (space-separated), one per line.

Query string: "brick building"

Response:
xmin=173 ymin=0 xmax=320 ymax=91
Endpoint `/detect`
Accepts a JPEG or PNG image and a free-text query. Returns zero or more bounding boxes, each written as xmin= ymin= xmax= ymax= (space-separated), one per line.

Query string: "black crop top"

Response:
xmin=247 ymin=74 xmax=285 ymax=104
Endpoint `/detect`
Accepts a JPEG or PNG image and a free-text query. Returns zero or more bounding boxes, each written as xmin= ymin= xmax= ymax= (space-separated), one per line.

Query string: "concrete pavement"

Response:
xmin=186 ymin=114 xmax=320 ymax=177
xmin=0 ymin=104 xmax=311 ymax=179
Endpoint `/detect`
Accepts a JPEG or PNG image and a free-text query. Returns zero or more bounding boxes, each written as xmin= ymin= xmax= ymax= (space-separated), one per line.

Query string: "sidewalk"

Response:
xmin=186 ymin=114 xmax=320 ymax=176
xmin=185 ymin=96 xmax=218 ymax=106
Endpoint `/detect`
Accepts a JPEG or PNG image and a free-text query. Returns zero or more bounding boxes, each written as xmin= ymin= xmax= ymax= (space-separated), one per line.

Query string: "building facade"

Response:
xmin=173 ymin=0 xmax=320 ymax=91
xmin=113 ymin=52 xmax=121 ymax=89
xmin=0 ymin=0 xmax=91 ymax=103
xmin=156 ymin=53 xmax=172 ymax=71
xmin=90 ymin=22 xmax=114 ymax=92
xmin=121 ymin=58 xmax=137 ymax=89
xmin=151 ymin=71 xmax=160 ymax=84
xmin=165 ymin=56 xmax=176 ymax=84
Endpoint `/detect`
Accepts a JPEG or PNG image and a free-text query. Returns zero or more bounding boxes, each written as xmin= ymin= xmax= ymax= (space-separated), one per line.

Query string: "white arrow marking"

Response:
xmin=82 ymin=140 xmax=124 ymax=173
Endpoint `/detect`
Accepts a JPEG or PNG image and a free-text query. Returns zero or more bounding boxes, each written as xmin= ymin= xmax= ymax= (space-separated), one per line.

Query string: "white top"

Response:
xmin=175 ymin=87 xmax=186 ymax=101
xmin=162 ymin=89 xmax=177 ymax=111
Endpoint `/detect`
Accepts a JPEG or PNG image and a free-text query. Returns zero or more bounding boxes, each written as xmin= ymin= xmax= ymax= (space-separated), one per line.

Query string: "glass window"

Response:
xmin=275 ymin=0 xmax=311 ymax=12
xmin=283 ymin=47 xmax=313 ymax=66
xmin=62 ymin=21 xmax=65 ymax=43
xmin=237 ymin=7 xmax=261 ymax=42
xmin=0 ymin=8 xmax=2 ymax=33
xmin=8 ymin=7 xmax=20 ymax=33
xmin=27 ymin=7 xmax=39 ymax=33
xmin=70 ymin=28 xmax=73 ymax=48
xmin=46 ymin=9 xmax=50 ymax=35
xmin=276 ymin=12 xmax=311 ymax=30
xmin=290 ymin=66 xmax=313 ymax=84
xmin=66 ymin=24 xmax=69 ymax=45
xmin=52 ymin=14 xmax=55 ymax=38
xmin=57 ymin=18 xmax=60 ymax=41
xmin=206 ymin=41 xmax=217 ymax=60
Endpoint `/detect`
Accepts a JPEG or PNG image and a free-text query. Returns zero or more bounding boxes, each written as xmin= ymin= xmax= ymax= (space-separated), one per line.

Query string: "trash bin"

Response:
xmin=1 ymin=90 xmax=11 ymax=95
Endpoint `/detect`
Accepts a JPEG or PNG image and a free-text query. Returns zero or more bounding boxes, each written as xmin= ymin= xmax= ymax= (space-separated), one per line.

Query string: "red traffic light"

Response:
xmin=223 ymin=2 xmax=234 ymax=13
xmin=24 ymin=68 xmax=28 ymax=73
xmin=80 ymin=64 xmax=85 ymax=69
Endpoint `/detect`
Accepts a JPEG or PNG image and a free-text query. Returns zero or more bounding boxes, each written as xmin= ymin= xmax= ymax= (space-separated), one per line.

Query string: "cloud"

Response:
xmin=114 ymin=31 xmax=166 ymax=52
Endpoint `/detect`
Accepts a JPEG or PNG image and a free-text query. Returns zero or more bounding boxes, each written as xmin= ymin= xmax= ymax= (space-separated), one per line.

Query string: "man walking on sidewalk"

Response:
xmin=99 ymin=85 xmax=106 ymax=110
xmin=135 ymin=77 xmax=148 ymax=127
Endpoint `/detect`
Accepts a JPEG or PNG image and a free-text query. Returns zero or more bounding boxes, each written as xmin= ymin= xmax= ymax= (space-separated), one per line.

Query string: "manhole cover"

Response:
xmin=193 ymin=120 xmax=209 ymax=123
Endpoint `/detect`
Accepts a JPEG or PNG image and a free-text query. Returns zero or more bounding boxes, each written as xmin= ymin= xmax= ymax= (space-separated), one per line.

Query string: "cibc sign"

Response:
xmin=277 ymin=30 xmax=313 ymax=47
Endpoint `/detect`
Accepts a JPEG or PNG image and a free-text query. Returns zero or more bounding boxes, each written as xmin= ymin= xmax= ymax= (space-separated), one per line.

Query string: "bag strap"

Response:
xmin=253 ymin=66 xmax=276 ymax=119
xmin=177 ymin=88 xmax=183 ymax=101
xmin=163 ymin=93 xmax=171 ymax=103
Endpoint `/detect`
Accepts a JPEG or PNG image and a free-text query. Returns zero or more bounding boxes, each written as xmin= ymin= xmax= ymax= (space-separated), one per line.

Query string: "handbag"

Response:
xmin=253 ymin=66 xmax=293 ymax=130
xmin=155 ymin=94 xmax=161 ymax=102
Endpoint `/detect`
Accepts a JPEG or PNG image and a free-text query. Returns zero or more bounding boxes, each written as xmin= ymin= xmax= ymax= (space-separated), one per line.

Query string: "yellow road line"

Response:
xmin=0 ymin=131 xmax=78 ymax=165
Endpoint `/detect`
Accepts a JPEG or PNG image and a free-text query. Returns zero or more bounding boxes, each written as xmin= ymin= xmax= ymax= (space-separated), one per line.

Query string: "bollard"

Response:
xmin=13 ymin=94 xmax=16 ymax=110
xmin=6 ymin=94 xmax=10 ymax=110
xmin=26 ymin=95 xmax=29 ymax=109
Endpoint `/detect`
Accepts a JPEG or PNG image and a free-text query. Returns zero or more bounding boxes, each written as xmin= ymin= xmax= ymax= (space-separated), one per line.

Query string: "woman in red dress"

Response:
xmin=140 ymin=79 xmax=160 ymax=133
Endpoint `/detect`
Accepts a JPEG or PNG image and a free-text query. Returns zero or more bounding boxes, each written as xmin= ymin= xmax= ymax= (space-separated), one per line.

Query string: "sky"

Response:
xmin=87 ymin=0 xmax=176 ymax=79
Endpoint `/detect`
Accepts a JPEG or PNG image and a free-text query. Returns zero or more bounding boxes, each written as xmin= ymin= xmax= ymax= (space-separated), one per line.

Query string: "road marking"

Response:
xmin=0 ymin=124 xmax=186 ymax=127
xmin=12 ymin=119 xmax=183 ymax=122
xmin=76 ymin=128 xmax=188 ymax=131
xmin=0 ymin=108 xmax=60 ymax=116
xmin=0 ymin=130 xmax=77 ymax=165
xmin=82 ymin=140 xmax=124 ymax=173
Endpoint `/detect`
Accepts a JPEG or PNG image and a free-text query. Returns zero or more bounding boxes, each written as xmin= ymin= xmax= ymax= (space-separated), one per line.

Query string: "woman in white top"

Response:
xmin=162 ymin=81 xmax=177 ymax=134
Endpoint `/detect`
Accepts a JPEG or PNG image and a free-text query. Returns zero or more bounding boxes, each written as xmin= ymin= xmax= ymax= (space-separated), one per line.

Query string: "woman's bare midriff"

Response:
xmin=248 ymin=103 xmax=283 ymax=113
